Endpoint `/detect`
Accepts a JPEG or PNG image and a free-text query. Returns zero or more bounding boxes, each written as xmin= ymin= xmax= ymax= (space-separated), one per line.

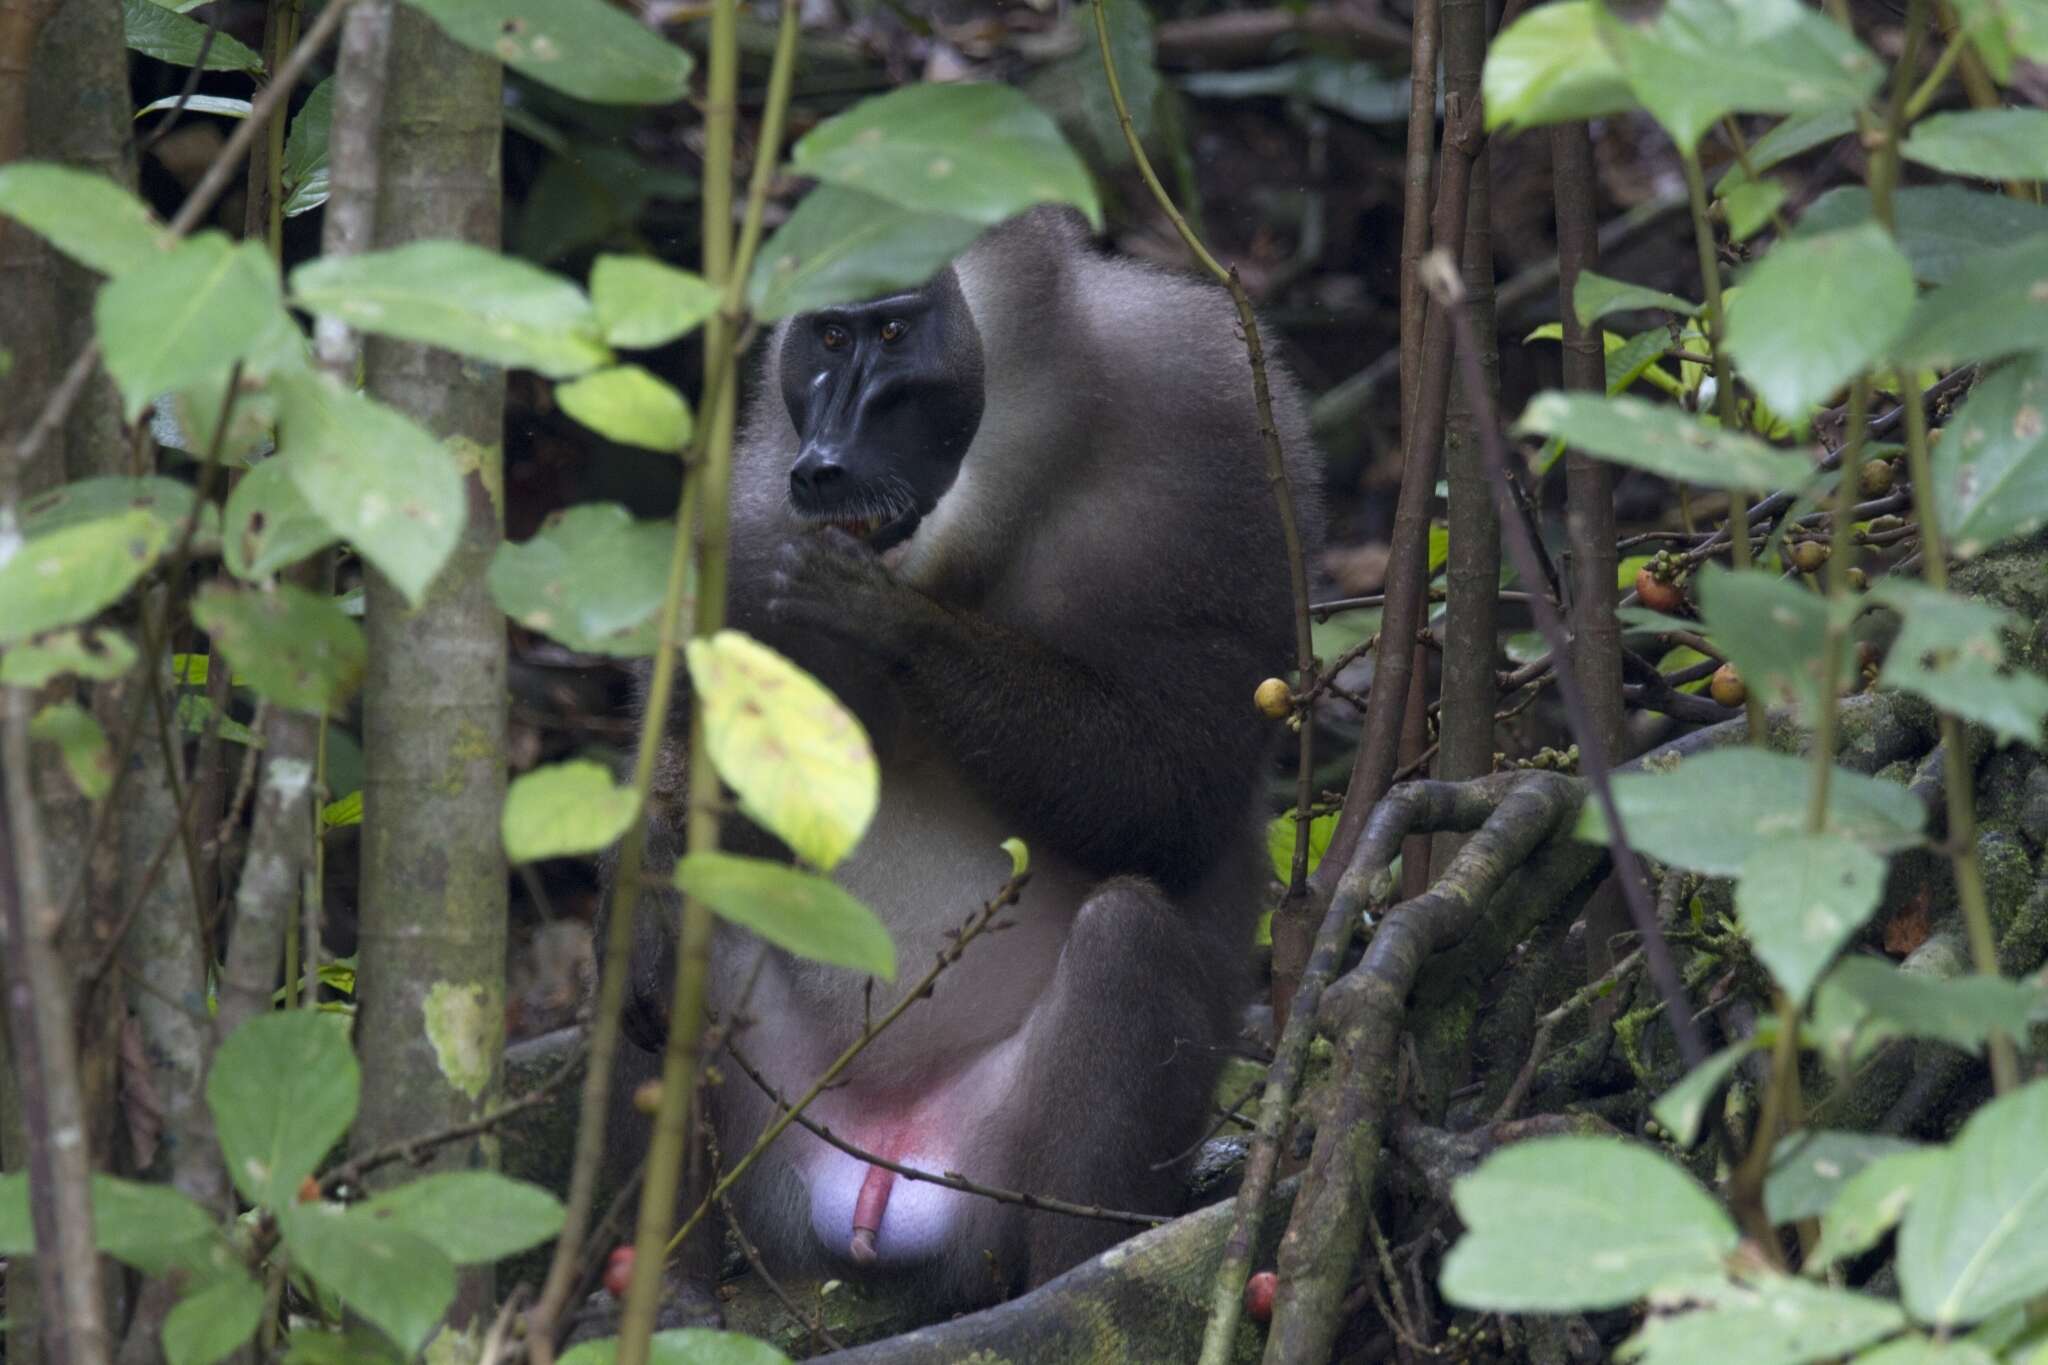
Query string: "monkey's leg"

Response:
xmin=1008 ymin=876 xmax=1243 ymax=1284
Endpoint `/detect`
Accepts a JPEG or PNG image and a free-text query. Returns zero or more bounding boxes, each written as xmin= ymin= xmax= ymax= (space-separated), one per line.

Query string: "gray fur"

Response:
xmin=607 ymin=205 xmax=1321 ymax=1312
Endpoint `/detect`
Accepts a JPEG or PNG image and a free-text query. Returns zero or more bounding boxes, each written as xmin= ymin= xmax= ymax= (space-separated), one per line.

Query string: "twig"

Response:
xmin=1493 ymin=947 xmax=1646 ymax=1122
xmin=719 ymin=1194 xmax=843 ymax=1353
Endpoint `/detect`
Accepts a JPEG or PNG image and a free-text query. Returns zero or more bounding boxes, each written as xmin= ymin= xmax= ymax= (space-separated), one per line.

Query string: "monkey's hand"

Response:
xmin=766 ymin=529 xmax=949 ymax=660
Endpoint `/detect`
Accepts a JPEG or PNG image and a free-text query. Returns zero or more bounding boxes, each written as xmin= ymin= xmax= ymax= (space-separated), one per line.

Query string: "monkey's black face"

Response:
xmin=780 ymin=269 xmax=986 ymax=554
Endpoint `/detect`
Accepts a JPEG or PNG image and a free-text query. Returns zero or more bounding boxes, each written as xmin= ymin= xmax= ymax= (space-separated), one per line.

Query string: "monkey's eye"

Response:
xmin=880 ymin=319 xmax=908 ymax=344
xmin=821 ymin=324 xmax=851 ymax=352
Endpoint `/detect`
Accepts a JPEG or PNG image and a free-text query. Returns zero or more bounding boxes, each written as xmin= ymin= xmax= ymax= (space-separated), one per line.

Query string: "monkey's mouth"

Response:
xmin=816 ymin=505 xmax=922 ymax=555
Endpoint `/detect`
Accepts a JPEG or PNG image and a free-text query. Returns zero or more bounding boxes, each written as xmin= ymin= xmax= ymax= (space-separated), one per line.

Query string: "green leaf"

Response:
xmin=487 ymin=503 xmax=680 ymax=656
xmin=558 ymin=1329 xmax=794 ymax=1365
xmin=1736 ymin=835 xmax=1886 ymax=1005
xmin=1515 ymin=392 xmax=1817 ymax=492
xmin=1948 ymin=0 xmax=2048 ymax=77
xmin=1440 ymin=1137 xmax=1738 ymax=1311
xmin=589 ymin=255 xmax=720 ymax=349
xmin=501 ymin=759 xmax=641 ymax=863
xmin=1576 ymin=748 xmax=1925 ymax=876
xmin=270 ymin=371 xmax=466 ymax=607
xmin=353 ymin=1172 xmax=563 ymax=1264
xmin=1764 ymin=1130 xmax=1924 ymax=1225
xmin=136 ymin=94 xmax=252 ymax=120
xmin=1617 ymin=1274 xmax=1905 ymax=1365
xmin=556 ymin=365 xmax=692 ymax=452
xmin=1798 ymin=186 xmax=2048 ymax=285
xmin=1178 ymin=55 xmax=1409 ymax=124
xmin=1266 ymin=811 xmax=1338 ymax=882
xmin=1895 ymin=234 xmax=2048 ymax=368
xmin=1601 ymin=0 xmax=1881 ymax=152
xmin=207 ymin=1011 xmax=359 ymax=1211
xmin=686 ymin=630 xmax=879 ymax=871
xmin=223 ymin=457 xmax=338 ymax=580
xmin=675 ymin=853 xmax=895 ymax=981
xmin=1716 ymin=109 xmax=1857 ymax=192
xmin=191 ymin=584 xmax=366 ymax=716
xmin=1811 ymin=956 xmax=2041 ymax=1063
xmin=281 ymin=78 xmax=334 ymax=218
xmin=1651 ymin=1038 xmax=1755 ymax=1147
xmin=1851 ymin=1336 xmax=2000 ymax=1365
xmin=0 ymin=627 xmax=137 ymax=687
xmin=0 ymin=1173 xmax=216 ymax=1272
xmin=1872 ymin=580 xmax=2048 ymax=746
xmin=31 ymin=701 xmax=113 ymax=800
xmin=1902 ymin=110 xmax=2048 ymax=182
xmin=1695 ymin=565 xmax=1844 ymax=726
xmin=162 ymin=1271 xmax=264 ymax=1365
xmin=406 ymin=0 xmax=691 ymax=105
xmin=791 ymin=83 xmax=1100 ymax=228
xmin=96 ymin=232 xmax=299 ymax=419
xmin=1722 ymin=179 xmax=1788 ymax=244
xmin=1573 ymin=270 xmax=1699 ymax=326
xmin=1809 ymin=1148 xmax=1944 ymax=1269
xmin=1932 ymin=352 xmax=2048 ymax=558
xmin=0 ymin=162 xmax=169 ymax=277
xmin=22 ymin=475 xmax=208 ymax=541
xmin=0 ymin=509 xmax=169 ymax=647
xmin=278 ymin=1203 xmax=455 ymax=1357
xmin=1608 ymin=327 xmax=1677 ymax=396
xmin=1898 ymin=1079 xmax=2048 ymax=1326
xmin=750 ymin=185 xmax=988 ymax=322
xmin=1480 ymin=2 xmax=1636 ymax=131
xmin=1725 ymin=222 xmax=1916 ymax=419
xmin=289 ymin=241 xmax=610 ymax=379
xmin=122 ymin=0 xmax=264 ymax=72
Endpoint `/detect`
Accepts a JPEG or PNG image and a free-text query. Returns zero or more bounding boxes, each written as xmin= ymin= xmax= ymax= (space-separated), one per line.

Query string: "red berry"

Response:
xmin=604 ymin=1245 xmax=635 ymax=1298
xmin=1244 ymin=1269 xmax=1278 ymax=1322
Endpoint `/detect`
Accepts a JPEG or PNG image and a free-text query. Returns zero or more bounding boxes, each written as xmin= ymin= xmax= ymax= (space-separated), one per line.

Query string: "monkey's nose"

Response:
xmin=790 ymin=452 xmax=848 ymax=502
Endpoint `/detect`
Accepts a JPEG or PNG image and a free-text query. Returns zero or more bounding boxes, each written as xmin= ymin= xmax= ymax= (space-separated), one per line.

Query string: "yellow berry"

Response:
xmin=1254 ymin=678 xmax=1293 ymax=720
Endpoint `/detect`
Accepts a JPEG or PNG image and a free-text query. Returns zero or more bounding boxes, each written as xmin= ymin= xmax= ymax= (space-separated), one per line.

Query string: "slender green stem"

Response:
xmin=1717 ymin=118 xmax=1794 ymax=241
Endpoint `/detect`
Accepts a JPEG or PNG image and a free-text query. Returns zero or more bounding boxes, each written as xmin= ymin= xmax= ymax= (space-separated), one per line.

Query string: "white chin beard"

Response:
xmin=879 ymin=533 xmax=914 ymax=571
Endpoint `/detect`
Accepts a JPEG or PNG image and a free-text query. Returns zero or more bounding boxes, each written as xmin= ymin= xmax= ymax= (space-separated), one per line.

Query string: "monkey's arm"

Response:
xmin=768 ymin=534 xmax=1270 ymax=895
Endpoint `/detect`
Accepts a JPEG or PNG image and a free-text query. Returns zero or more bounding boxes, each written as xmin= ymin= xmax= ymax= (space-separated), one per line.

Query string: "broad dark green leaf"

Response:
xmin=1600 ymin=0 xmax=1881 ymax=152
xmin=1725 ymin=223 xmax=1915 ymax=418
xmin=281 ymin=78 xmax=334 ymax=218
xmin=1902 ymin=109 xmax=2048 ymax=182
xmin=1441 ymin=1137 xmax=1737 ymax=1311
xmin=559 ymin=1330 xmax=794 ymax=1365
xmin=1811 ymin=956 xmax=2041 ymax=1064
xmin=96 ymin=232 xmax=299 ymax=419
xmin=1651 ymin=1039 xmax=1755 ymax=1147
xmin=31 ymin=701 xmax=112 ymax=800
xmin=1723 ymin=179 xmax=1788 ymax=243
xmin=1573 ymin=270 xmax=1699 ymax=325
xmin=122 ymin=0 xmax=264 ymax=72
xmin=1178 ymin=56 xmax=1409 ymax=124
xmin=1576 ymin=748 xmax=1925 ymax=876
xmin=162 ymin=1271 xmax=264 ymax=1365
xmin=501 ymin=759 xmax=641 ymax=862
xmin=675 ymin=853 xmax=895 ymax=981
xmin=589 ymin=255 xmax=720 ymax=349
xmin=1480 ymin=1 xmax=1636 ymax=131
xmin=1898 ymin=1079 xmax=2048 ymax=1326
xmin=1737 ymin=835 xmax=1886 ymax=1005
xmin=1696 ymin=565 xmax=1844 ymax=725
xmin=223 ymin=457 xmax=338 ymax=580
xmin=791 ymin=83 xmax=1100 ymax=228
xmin=1716 ymin=109 xmax=1857 ymax=192
xmin=0 ymin=627 xmax=137 ymax=687
xmin=191 ymin=583 xmax=366 ymax=716
xmin=21 ymin=474 xmax=204 ymax=539
xmin=405 ymin=0 xmax=691 ymax=104
xmin=487 ymin=503 xmax=679 ymax=656
xmin=289 ymin=241 xmax=609 ymax=378
xmin=1764 ymin=1130 xmax=1924 ymax=1224
xmin=270 ymin=371 xmax=466 ymax=606
xmin=207 ymin=1011 xmax=359 ymax=1211
xmin=0 ymin=1174 xmax=220 ymax=1276
xmin=354 ymin=1172 xmax=563 ymax=1264
xmin=1797 ymin=186 xmax=2048 ymax=285
xmin=1932 ymin=352 xmax=2048 ymax=557
xmin=555 ymin=365 xmax=692 ymax=452
xmin=1947 ymin=0 xmax=2048 ymax=78
xmin=0 ymin=162 xmax=169 ymax=277
xmin=750 ymin=186 xmax=987 ymax=321
xmin=278 ymin=1203 xmax=454 ymax=1357
xmin=686 ymin=629 xmax=879 ymax=870
xmin=1872 ymin=579 xmax=2048 ymax=745
xmin=1516 ymin=391 xmax=1818 ymax=491
xmin=1895 ymin=234 xmax=2048 ymax=368
xmin=1809 ymin=1148 xmax=1943 ymax=1269
xmin=1617 ymin=1274 xmax=1904 ymax=1365
xmin=0 ymin=510 xmax=169 ymax=647
xmin=135 ymin=94 xmax=251 ymax=120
